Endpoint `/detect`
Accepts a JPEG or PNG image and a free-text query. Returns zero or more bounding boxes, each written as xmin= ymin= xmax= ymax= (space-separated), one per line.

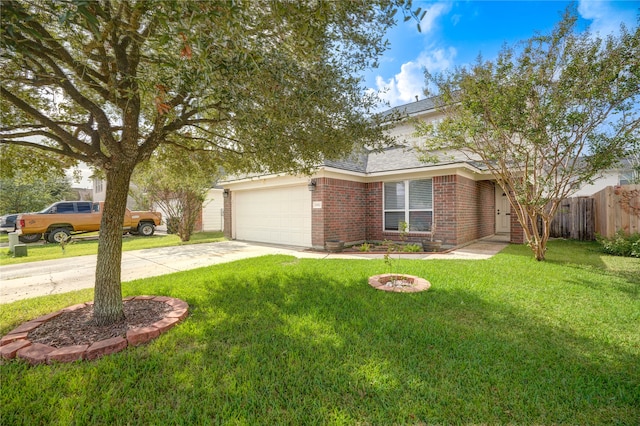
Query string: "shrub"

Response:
xmin=597 ymin=231 xmax=640 ymax=258
xmin=166 ymin=217 xmax=180 ymax=234
xmin=403 ymin=243 xmax=422 ymax=252
xmin=359 ymin=242 xmax=372 ymax=252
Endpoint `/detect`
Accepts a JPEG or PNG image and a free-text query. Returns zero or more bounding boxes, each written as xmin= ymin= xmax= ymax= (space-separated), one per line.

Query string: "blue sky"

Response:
xmin=365 ymin=0 xmax=639 ymax=108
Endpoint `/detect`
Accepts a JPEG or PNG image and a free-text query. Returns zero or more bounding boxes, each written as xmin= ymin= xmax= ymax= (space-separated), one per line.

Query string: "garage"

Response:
xmin=233 ymin=185 xmax=312 ymax=247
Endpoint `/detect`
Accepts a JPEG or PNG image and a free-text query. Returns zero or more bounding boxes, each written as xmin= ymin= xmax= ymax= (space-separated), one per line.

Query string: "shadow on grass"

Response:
xmin=2 ymin=255 xmax=638 ymax=424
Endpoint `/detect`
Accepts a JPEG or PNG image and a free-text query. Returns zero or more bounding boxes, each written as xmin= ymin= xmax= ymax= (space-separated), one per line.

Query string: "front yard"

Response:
xmin=1 ymin=240 xmax=638 ymax=424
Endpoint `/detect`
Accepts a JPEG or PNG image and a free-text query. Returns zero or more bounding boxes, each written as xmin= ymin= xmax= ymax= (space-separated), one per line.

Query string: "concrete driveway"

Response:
xmin=0 ymin=238 xmax=508 ymax=304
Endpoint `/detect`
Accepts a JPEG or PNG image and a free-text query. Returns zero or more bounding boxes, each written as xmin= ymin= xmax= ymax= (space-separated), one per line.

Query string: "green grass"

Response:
xmin=1 ymin=240 xmax=639 ymax=424
xmin=0 ymin=231 xmax=225 ymax=265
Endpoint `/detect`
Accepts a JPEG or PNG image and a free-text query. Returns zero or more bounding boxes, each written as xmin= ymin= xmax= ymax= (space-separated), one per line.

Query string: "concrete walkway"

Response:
xmin=0 ymin=236 xmax=508 ymax=304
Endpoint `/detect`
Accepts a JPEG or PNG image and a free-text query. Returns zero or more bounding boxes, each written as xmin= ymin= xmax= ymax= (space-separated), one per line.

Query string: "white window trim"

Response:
xmin=383 ymin=179 xmax=433 ymax=233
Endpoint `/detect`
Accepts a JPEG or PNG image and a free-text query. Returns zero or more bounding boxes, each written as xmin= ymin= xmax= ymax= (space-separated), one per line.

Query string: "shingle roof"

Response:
xmin=378 ymin=97 xmax=438 ymax=121
xmin=322 ymin=145 xmax=481 ymax=174
xmin=323 ymin=150 xmax=368 ymax=173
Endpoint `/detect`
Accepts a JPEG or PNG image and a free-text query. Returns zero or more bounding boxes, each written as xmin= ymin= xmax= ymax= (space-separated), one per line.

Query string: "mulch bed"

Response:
xmin=27 ymin=299 xmax=173 ymax=348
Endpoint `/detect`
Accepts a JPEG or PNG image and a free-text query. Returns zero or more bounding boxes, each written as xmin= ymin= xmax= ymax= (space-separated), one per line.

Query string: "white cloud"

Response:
xmin=578 ymin=0 xmax=637 ymax=36
xmin=373 ymin=47 xmax=457 ymax=107
xmin=419 ymin=2 xmax=453 ymax=33
xmin=369 ymin=2 xmax=458 ymax=108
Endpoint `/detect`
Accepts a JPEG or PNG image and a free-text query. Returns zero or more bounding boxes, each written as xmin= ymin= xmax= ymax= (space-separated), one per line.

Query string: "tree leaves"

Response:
xmin=416 ymin=7 xmax=640 ymax=260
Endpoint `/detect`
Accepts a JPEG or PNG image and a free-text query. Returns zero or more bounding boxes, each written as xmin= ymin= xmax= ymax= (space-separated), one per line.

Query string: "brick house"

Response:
xmin=221 ymin=98 xmax=523 ymax=250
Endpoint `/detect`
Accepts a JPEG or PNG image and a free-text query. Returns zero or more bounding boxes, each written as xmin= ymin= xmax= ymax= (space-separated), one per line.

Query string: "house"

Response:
xmin=200 ymin=188 xmax=225 ymax=232
xmin=571 ymin=157 xmax=637 ymax=196
xmin=221 ymin=98 xmax=525 ymax=250
xmin=92 ymin=177 xmax=225 ymax=232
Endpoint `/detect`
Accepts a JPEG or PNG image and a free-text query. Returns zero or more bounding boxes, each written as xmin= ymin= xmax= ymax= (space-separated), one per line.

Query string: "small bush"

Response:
xmin=597 ymin=231 xmax=640 ymax=258
xmin=359 ymin=242 xmax=372 ymax=252
xmin=402 ymin=243 xmax=422 ymax=252
xmin=166 ymin=217 xmax=180 ymax=234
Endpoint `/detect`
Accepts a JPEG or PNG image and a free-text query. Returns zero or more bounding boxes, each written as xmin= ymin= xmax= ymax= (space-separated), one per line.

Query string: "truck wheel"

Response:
xmin=18 ymin=233 xmax=42 ymax=243
xmin=138 ymin=222 xmax=155 ymax=236
xmin=48 ymin=228 xmax=71 ymax=243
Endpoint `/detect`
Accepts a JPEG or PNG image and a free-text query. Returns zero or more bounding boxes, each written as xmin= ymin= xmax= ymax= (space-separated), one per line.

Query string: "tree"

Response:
xmin=130 ymin=145 xmax=222 ymax=242
xmin=0 ymin=171 xmax=74 ymax=214
xmin=415 ymin=8 xmax=639 ymax=261
xmin=1 ymin=0 xmax=420 ymax=324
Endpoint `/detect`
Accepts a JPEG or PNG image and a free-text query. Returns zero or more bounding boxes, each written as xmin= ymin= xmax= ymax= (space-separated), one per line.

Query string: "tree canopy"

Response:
xmin=0 ymin=172 xmax=74 ymax=215
xmin=1 ymin=0 xmax=418 ymax=324
xmin=130 ymin=145 xmax=222 ymax=242
xmin=416 ymin=8 xmax=640 ymax=261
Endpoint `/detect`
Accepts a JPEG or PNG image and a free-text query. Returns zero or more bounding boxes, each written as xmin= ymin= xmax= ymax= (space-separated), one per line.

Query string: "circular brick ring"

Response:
xmin=0 ymin=296 xmax=188 ymax=365
xmin=368 ymin=274 xmax=431 ymax=293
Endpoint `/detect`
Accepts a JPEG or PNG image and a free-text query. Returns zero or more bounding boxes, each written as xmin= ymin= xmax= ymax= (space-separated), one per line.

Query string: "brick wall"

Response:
xmin=433 ymin=175 xmax=457 ymax=244
xmin=194 ymin=208 xmax=203 ymax=232
xmin=510 ymin=209 xmax=525 ymax=244
xmin=431 ymin=175 xmax=497 ymax=246
xmin=223 ymin=192 xmax=232 ymax=239
xmin=454 ymin=177 xmax=496 ymax=243
xmin=313 ymin=177 xmax=368 ymax=247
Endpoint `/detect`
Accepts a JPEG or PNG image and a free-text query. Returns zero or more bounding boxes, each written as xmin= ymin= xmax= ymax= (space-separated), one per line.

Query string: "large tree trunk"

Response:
xmin=93 ymin=162 xmax=136 ymax=326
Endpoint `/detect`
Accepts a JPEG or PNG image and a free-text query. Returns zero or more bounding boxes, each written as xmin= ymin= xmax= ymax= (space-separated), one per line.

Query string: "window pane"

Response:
xmin=77 ymin=202 xmax=91 ymax=213
xmin=384 ymin=182 xmax=405 ymax=210
xmin=57 ymin=203 xmax=75 ymax=213
xmin=409 ymin=211 xmax=433 ymax=232
xmin=409 ymin=179 xmax=432 ymax=210
xmin=384 ymin=212 xmax=405 ymax=231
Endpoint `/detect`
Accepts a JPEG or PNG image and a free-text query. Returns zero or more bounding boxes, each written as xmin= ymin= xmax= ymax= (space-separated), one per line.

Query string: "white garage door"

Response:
xmin=234 ymin=185 xmax=312 ymax=247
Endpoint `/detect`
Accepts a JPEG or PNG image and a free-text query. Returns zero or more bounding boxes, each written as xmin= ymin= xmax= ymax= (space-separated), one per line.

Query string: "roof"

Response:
xmin=322 ymin=145 xmax=484 ymax=175
xmin=378 ymin=97 xmax=438 ymax=122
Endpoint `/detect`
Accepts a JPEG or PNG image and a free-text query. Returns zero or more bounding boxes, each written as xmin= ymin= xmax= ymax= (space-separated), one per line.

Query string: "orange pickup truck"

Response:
xmin=16 ymin=201 xmax=162 ymax=243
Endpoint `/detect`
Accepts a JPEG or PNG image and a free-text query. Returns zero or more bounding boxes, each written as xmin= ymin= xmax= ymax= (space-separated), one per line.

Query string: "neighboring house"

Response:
xmin=571 ymin=158 xmax=637 ymax=197
xmin=92 ymin=178 xmax=224 ymax=232
xmin=201 ymin=188 xmax=225 ymax=232
xmin=220 ymin=98 xmax=525 ymax=250
xmin=73 ymin=187 xmax=93 ymax=201
xmin=92 ymin=177 xmax=136 ymax=209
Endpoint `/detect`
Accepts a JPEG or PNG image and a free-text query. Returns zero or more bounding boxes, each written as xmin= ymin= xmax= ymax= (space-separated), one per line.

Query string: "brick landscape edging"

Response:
xmin=0 ymin=296 xmax=188 ymax=365
xmin=368 ymin=274 xmax=431 ymax=293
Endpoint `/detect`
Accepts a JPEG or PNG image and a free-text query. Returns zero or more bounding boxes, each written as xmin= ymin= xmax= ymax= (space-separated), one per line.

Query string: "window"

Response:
xmin=619 ymin=171 xmax=637 ymax=185
xmin=55 ymin=203 xmax=75 ymax=214
xmin=384 ymin=179 xmax=433 ymax=232
xmin=77 ymin=202 xmax=92 ymax=213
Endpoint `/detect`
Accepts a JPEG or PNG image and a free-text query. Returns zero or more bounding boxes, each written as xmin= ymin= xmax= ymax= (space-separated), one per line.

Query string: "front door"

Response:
xmin=495 ymin=184 xmax=511 ymax=234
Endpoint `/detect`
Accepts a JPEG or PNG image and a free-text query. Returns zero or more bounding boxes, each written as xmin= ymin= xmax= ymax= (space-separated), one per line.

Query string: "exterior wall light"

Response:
xmin=223 ymin=189 xmax=230 ymax=198
xmin=308 ymin=179 xmax=317 ymax=191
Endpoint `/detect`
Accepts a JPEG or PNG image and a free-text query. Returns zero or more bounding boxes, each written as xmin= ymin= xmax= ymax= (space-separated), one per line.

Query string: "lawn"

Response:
xmin=1 ymin=240 xmax=638 ymax=424
xmin=0 ymin=231 xmax=226 ymax=266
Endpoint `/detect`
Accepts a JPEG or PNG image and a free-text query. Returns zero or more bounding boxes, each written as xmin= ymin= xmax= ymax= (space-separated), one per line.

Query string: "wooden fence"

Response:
xmin=549 ymin=197 xmax=595 ymax=240
xmin=591 ymin=184 xmax=640 ymax=238
xmin=548 ymin=185 xmax=640 ymax=240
